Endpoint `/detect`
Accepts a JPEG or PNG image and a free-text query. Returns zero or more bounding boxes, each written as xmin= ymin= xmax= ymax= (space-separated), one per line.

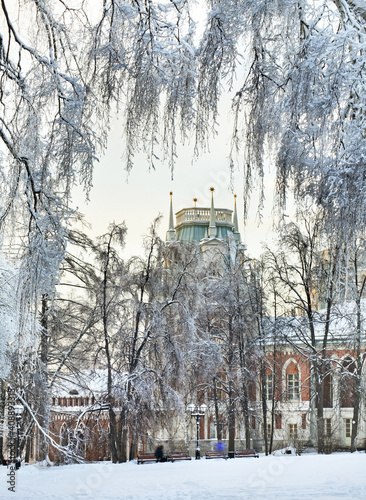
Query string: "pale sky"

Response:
xmin=67 ymin=7 xmax=280 ymax=260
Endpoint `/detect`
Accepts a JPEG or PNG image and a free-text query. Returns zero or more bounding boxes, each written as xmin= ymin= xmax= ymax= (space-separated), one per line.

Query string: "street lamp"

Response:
xmin=187 ymin=403 xmax=207 ymax=459
xmin=13 ymin=404 xmax=24 ymax=470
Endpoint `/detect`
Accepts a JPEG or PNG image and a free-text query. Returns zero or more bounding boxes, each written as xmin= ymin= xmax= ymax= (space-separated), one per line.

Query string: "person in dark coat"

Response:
xmin=154 ymin=445 xmax=165 ymax=462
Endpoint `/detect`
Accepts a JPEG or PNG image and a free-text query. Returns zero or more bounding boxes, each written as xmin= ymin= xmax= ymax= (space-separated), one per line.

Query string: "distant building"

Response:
xmin=166 ymin=189 xmax=243 ymax=254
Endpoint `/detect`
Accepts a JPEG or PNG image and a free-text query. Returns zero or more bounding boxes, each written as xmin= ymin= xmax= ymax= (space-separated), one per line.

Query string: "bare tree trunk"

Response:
xmin=213 ymin=379 xmax=222 ymax=441
xmin=227 ymin=386 xmax=236 ymax=455
xmin=238 ymin=333 xmax=251 ymax=448
xmin=227 ymin=317 xmax=236 ymax=455
xmin=100 ymin=227 xmax=124 ymax=463
xmin=36 ymin=295 xmax=50 ymax=462
xmin=269 ymin=393 xmax=275 ymax=454
xmin=351 ymin=273 xmax=366 ymax=452
xmin=350 ymin=338 xmax=362 ymax=452
xmin=121 ymin=424 xmax=128 ymax=463
xmin=260 ymin=360 xmax=268 ymax=455
xmin=129 ymin=428 xmax=138 ymax=461
xmin=314 ymin=363 xmax=325 ymax=454
xmin=269 ymin=295 xmax=278 ymax=454
xmin=351 ymin=379 xmax=361 ymax=452
xmin=242 ymin=386 xmax=251 ymax=449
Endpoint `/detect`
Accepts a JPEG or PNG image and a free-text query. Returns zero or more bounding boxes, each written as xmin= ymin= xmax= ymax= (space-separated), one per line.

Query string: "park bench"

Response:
xmin=205 ymin=451 xmax=228 ymax=460
xmin=137 ymin=453 xmax=157 ymax=464
xmin=167 ymin=452 xmax=191 ymax=462
xmin=234 ymin=449 xmax=259 ymax=458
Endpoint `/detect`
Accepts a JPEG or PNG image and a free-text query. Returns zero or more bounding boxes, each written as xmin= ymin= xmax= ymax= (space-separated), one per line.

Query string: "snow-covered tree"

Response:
xmin=0 ymin=252 xmax=38 ymax=462
xmin=0 ymin=253 xmax=37 ymax=378
xmin=194 ymin=242 xmax=263 ymax=452
xmin=265 ymin=209 xmax=347 ymax=453
xmin=1 ymin=1 xmax=366 ymax=289
xmin=0 ymin=255 xmax=21 ymax=379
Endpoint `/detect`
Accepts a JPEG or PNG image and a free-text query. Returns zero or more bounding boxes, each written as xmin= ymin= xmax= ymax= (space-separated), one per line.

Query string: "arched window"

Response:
xmin=60 ymin=423 xmax=69 ymax=448
xmin=248 ymin=381 xmax=256 ymax=402
xmin=285 ymin=360 xmax=300 ymax=401
xmin=265 ymin=371 xmax=274 ymax=401
xmin=340 ymin=357 xmax=355 ymax=408
xmin=74 ymin=422 xmax=87 ymax=457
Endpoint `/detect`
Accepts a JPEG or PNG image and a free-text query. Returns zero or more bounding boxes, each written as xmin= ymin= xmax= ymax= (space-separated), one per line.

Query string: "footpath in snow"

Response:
xmin=1 ymin=452 xmax=365 ymax=500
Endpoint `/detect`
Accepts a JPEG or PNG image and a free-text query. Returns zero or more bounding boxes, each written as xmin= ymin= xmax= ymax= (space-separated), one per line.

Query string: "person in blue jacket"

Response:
xmin=215 ymin=440 xmax=225 ymax=453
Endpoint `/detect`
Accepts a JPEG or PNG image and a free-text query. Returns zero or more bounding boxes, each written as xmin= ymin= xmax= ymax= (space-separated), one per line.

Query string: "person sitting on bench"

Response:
xmin=154 ymin=445 xmax=166 ymax=462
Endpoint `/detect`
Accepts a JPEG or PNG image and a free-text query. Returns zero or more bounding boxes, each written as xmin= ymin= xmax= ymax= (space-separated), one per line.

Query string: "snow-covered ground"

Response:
xmin=1 ymin=452 xmax=365 ymax=499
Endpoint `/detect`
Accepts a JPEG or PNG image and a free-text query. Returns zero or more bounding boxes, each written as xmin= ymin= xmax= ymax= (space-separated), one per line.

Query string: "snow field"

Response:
xmin=1 ymin=452 xmax=365 ymax=500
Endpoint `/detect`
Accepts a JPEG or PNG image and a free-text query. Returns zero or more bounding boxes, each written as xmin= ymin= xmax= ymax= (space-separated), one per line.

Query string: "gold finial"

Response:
xmin=193 ymin=197 xmax=197 ymax=207
xmin=234 ymin=194 xmax=237 ymax=204
xmin=210 ymin=187 xmax=214 ymax=198
xmin=170 ymin=191 xmax=173 ymax=196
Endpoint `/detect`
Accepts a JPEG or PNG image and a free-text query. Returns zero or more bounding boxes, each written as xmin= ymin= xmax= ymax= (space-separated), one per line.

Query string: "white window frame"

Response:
xmin=288 ymin=423 xmax=298 ymax=441
xmin=282 ymin=359 xmax=302 ymax=402
xmin=287 ymin=373 xmax=300 ymax=401
xmin=266 ymin=373 xmax=274 ymax=401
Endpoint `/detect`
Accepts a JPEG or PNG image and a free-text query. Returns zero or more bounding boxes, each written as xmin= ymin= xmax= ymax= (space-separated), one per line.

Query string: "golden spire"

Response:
xmin=193 ymin=197 xmax=197 ymax=207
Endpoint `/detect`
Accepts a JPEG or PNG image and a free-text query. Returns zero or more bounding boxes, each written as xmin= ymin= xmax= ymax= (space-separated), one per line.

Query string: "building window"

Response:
xmin=210 ymin=421 xmax=216 ymax=439
xmin=251 ymin=416 xmax=256 ymax=430
xmin=287 ymin=373 xmax=300 ymax=401
xmin=341 ymin=358 xmax=355 ymax=408
xmin=345 ymin=419 xmax=351 ymax=438
xmin=289 ymin=423 xmax=298 ymax=441
xmin=302 ymin=413 xmax=307 ymax=430
xmin=275 ymin=413 xmax=282 ymax=430
xmin=325 ymin=419 xmax=331 ymax=438
xmin=266 ymin=374 xmax=273 ymax=401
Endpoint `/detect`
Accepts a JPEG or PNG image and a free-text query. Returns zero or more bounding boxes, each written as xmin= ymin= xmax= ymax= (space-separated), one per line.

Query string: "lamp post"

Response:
xmin=187 ymin=403 xmax=207 ymax=459
xmin=13 ymin=404 xmax=24 ymax=470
